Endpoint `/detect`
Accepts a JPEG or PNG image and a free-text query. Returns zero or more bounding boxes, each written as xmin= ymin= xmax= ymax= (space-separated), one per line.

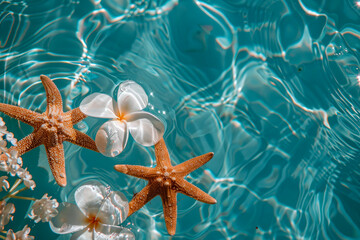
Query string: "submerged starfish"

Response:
xmin=114 ymin=138 xmax=216 ymax=235
xmin=0 ymin=75 xmax=98 ymax=187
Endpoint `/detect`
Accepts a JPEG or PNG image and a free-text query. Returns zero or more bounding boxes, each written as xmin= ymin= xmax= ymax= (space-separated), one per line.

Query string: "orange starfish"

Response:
xmin=0 ymin=75 xmax=98 ymax=187
xmin=114 ymin=138 xmax=216 ymax=235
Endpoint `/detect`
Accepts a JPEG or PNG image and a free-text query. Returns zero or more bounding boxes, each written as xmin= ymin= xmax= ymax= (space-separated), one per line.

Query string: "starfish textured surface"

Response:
xmin=114 ymin=138 xmax=216 ymax=235
xmin=0 ymin=75 xmax=98 ymax=187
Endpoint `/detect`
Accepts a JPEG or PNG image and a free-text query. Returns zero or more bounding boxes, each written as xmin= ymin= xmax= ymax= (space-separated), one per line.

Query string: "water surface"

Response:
xmin=1 ymin=0 xmax=360 ymax=239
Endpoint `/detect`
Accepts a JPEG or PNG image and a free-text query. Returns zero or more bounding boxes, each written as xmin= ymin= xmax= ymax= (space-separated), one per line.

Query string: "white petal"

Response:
xmin=117 ymin=81 xmax=148 ymax=115
xmin=80 ymin=93 xmax=118 ymax=118
xmin=126 ymin=111 xmax=165 ymax=146
xmin=75 ymin=183 xmax=107 ymax=218
xmin=49 ymin=203 xmax=87 ymax=234
xmin=95 ymin=120 xmax=129 ymax=157
xmin=70 ymin=228 xmax=94 ymax=240
xmin=96 ymin=191 xmax=129 ymax=225
xmin=94 ymin=224 xmax=135 ymax=240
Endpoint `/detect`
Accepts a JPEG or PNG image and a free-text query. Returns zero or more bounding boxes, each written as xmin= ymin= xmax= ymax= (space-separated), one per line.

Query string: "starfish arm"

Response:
xmin=160 ymin=187 xmax=177 ymax=235
xmin=66 ymin=129 xmax=98 ymax=152
xmin=0 ymin=103 xmax=41 ymax=126
xmin=128 ymin=181 xmax=161 ymax=216
xmin=9 ymin=132 xmax=44 ymax=156
xmin=114 ymin=165 xmax=157 ymax=180
xmin=44 ymin=140 xmax=67 ymax=187
xmin=65 ymin=107 xmax=87 ymax=125
xmin=175 ymin=178 xmax=216 ymax=204
xmin=154 ymin=138 xmax=172 ymax=168
xmin=40 ymin=75 xmax=63 ymax=116
xmin=174 ymin=152 xmax=214 ymax=177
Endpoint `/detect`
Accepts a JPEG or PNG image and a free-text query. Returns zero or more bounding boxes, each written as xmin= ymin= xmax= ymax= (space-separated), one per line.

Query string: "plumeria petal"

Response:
xmin=70 ymin=228 xmax=94 ymax=240
xmin=126 ymin=111 xmax=165 ymax=146
xmin=117 ymin=81 xmax=148 ymax=115
xmin=49 ymin=203 xmax=87 ymax=234
xmin=95 ymin=120 xmax=129 ymax=157
xmin=80 ymin=93 xmax=118 ymax=119
xmin=74 ymin=183 xmax=107 ymax=218
xmin=95 ymin=223 xmax=135 ymax=240
xmin=97 ymin=191 xmax=129 ymax=226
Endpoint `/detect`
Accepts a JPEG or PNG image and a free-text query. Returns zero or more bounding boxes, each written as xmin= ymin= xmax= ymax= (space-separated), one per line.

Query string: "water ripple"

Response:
xmin=1 ymin=0 xmax=360 ymax=239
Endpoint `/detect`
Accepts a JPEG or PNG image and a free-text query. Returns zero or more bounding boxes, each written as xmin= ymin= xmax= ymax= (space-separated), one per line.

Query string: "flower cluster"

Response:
xmin=29 ymin=194 xmax=59 ymax=223
xmin=0 ymin=149 xmax=21 ymax=177
xmin=0 ymin=118 xmax=35 ymax=189
xmin=0 ymin=118 xmax=16 ymax=146
xmin=0 ymin=117 xmax=58 ymax=239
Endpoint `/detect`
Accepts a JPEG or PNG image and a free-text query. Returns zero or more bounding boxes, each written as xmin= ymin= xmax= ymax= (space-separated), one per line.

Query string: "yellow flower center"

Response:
xmin=86 ymin=214 xmax=101 ymax=231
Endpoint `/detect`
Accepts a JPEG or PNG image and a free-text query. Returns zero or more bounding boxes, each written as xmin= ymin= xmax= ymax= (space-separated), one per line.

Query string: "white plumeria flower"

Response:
xmin=0 ymin=201 xmax=15 ymax=231
xmin=50 ymin=181 xmax=134 ymax=240
xmin=29 ymin=194 xmax=59 ymax=223
xmin=80 ymin=80 xmax=165 ymax=157
xmin=6 ymin=225 xmax=34 ymax=240
xmin=0 ymin=176 xmax=10 ymax=192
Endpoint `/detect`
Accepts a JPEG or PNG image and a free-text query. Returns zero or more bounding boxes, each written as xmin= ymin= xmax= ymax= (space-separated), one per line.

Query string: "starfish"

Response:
xmin=0 ymin=75 xmax=98 ymax=187
xmin=114 ymin=138 xmax=216 ymax=235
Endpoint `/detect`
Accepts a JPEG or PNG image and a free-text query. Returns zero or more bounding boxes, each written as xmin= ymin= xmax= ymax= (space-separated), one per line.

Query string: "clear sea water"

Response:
xmin=1 ymin=0 xmax=360 ymax=239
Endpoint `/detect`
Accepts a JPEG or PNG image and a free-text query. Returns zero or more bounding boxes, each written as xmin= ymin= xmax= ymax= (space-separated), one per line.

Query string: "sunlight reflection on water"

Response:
xmin=0 ymin=0 xmax=360 ymax=239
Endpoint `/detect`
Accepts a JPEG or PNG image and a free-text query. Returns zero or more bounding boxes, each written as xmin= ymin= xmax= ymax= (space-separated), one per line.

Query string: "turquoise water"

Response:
xmin=1 ymin=0 xmax=360 ymax=239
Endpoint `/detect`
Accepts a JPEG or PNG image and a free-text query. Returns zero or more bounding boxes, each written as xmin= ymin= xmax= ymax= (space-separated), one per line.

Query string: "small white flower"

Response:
xmin=0 ymin=139 xmax=7 ymax=152
xmin=17 ymin=168 xmax=36 ymax=190
xmin=6 ymin=225 xmax=34 ymax=240
xmin=50 ymin=181 xmax=134 ymax=240
xmin=0 ymin=201 xmax=15 ymax=231
xmin=0 ymin=176 xmax=10 ymax=192
xmin=7 ymin=163 xmax=20 ymax=177
xmin=1 ymin=150 xmax=23 ymax=176
xmin=0 ymin=117 xmax=8 ymax=138
xmin=0 ymin=155 xmax=10 ymax=172
xmin=5 ymin=132 xmax=17 ymax=146
xmin=29 ymin=194 xmax=59 ymax=223
xmin=7 ymin=150 xmax=22 ymax=166
xmin=80 ymin=80 xmax=165 ymax=157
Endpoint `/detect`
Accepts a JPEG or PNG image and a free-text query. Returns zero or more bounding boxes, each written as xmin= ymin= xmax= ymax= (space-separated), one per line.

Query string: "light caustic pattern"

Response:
xmin=0 ymin=0 xmax=360 ymax=239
